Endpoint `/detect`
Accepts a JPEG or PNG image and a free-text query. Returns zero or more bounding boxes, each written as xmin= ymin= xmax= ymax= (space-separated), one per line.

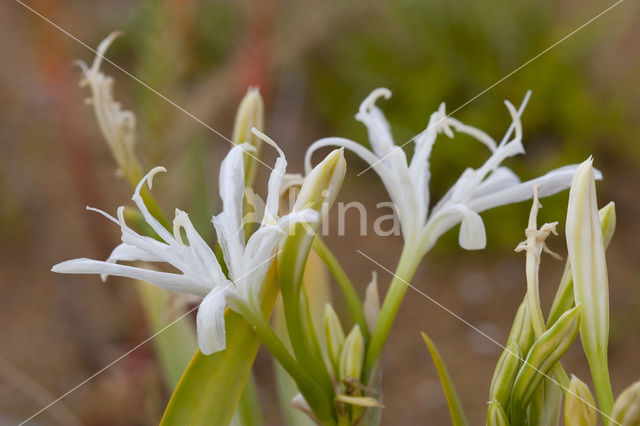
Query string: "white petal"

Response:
xmin=305 ymin=137 xmax=414 ymax=235
xmin=132 ymin=167 xmax=175 ymax=243
xmin=446 ymin=117 xmax=497 ymax=152
xmin=456 ymin=205 xmax=487 ymax=250
xmin=107 ymin=243 xmax=163 ymax=263
xmin=173 ymin=209 xmax=226 ymax=284
xmin=251 ymin=129 xmax=287 ymax=224
xmin=422 ymin=204 xmax=486 ymax=252
xmin=218 ymin=144 xmax=247 ymax=239
xmin=467 ymin=165 xmax=587 ymax=213
xmin=355 ymin=88 xmax=394 ymax=158
xmin=51 ymin=258 xmax=210 ymax=296
xmin=472 ymin=167 xmax=521 ymax=199
xmin=214 ymin=145 xmax=249 ymax=278
xmin=196 ymin=288 xmax=230 ymax=355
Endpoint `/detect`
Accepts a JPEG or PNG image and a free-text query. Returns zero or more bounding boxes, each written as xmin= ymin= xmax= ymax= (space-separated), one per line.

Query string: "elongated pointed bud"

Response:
xmin=548 ymin=201 xmax=616 ymax=327
xmin=610 ymin=381 xmax=640 ymax=426
xmin=507 ymin=300 xmax=535 ymax=355
xmin=566 ymin=157 xmax=613 ymax=415
xmin=486 ymin=400 xmax=509 ymax=426
xmin=510 ymin=305 xmax=581 ymax=419
xmin=339 ymin=325 xmax=364 ymax=382
xmin=324 ymin=304 xmax=345 ymax=375
xmin=529 ymin=378 xmax=562 ymax=426
xmin=280 ymin=149 xmax=347 ymax=289
xmin=489 ymin=342 xmax=523 ymax=409
xmin=565 ymin=375 xmax=597 ymax=426
xmin=232 ymin=88 xmax=264 ymax=186
xmin=294 ymin=148 xmax=346 ymax=218
xmin=599 ymin=202 xmax=616 ymax=247
xmin=363 ymin=272 xmax=380 ymax=334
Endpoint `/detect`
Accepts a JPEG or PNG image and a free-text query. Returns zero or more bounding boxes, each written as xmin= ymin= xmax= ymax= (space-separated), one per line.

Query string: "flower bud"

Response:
xmin=232 ymin=88 xmax=264 ymax=186
xmin=339 ymin=325 xmax=364 ymax=382
xmin=610 ymin=381 xmax=640 ymax=426
xmin=566 ymin=157 xmax=613 ymax=414
xmin=511 ymin=306 xmax=580 ymax=418
xmin=363 ymin=272 xmax=380 ymax=334
xmin=489 ymin=342 xmax=523 ymax=409
xmin=324 ymin=304 xmax=345 ymax=375
xmin=486 ymin=400 xmax=509 ymax=426
xmin=507 ymin=300 xmax=535 ymax=355
xmin=565 ymin=375 xmax=597 ymax=426
xmin=279 ymin=149 xmax=346 ymax=288
xmin=294 ymin=148 xmax=346 ymax=221
xmin=548 ymin=202 xmax=616 ymax=328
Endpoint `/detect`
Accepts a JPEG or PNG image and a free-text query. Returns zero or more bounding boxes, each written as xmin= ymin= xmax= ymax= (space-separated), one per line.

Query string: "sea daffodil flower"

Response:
xmin=53 ymin=140 xmax=317 ymax=355
xmin=305 ymin=88 xmax=586 ymax=256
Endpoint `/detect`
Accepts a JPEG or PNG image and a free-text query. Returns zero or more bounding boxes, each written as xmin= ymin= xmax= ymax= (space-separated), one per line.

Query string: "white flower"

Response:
xmin=53 ymin=140 xmax=317 ymax=355
xmin=305 ymin=88 xmax=595 ymax=255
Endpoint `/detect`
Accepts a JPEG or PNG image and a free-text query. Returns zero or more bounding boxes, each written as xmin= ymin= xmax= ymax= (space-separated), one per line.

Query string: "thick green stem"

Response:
xmin=237 ymin=304 xmax=336 ymax=425
xmin=364 ymin=243 xmax=421 ymax=380
xmin=312 ymin=237 xmax=369 ymax=341
xmin=591 ymin=354 xmax=614 ymax=419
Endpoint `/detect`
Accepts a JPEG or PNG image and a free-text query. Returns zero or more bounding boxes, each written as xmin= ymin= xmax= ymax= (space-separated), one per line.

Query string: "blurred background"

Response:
xmin=2 ymin=0 xmax=640 ymax=424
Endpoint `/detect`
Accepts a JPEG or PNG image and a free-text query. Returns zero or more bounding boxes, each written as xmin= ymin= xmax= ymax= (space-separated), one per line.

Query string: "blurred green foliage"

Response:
xmin=305 ymin=0 xmax=638 ymax=250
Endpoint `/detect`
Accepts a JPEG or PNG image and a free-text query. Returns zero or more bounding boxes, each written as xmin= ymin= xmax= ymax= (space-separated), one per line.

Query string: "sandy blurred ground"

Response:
xmin=1 ymin=0 xmax=640 ymax=425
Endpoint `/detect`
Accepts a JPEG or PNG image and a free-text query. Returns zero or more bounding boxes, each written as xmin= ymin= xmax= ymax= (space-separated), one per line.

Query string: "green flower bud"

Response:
xmin=294 ymin=148 xmax=346 ymax=219
xmin=324 ymin=304 xmax=345 ymax=375
xmin=486 ymin=400 xmax=509 ymax=426
xmin=610 ymin=381 xmax=640 ymax=426
xmin=490 ymin=342 xmax=523 ymax=409
xmin=507 ymin=300 xmax=535 ymax=355
xmin=279 ymin=149 xmax=346 ymax=290
xmin=565 ymin=375 xmax=597 ymax=426
xmin=548 ymin=201 xmax=616 ymax=328
xmin=339 ymin=325 xmax=364 ymax=382
xmin=510 ymin=306 xmax=581 ymax=420
xmin=566 ymin=158 xmax=614 ymax=415
xmin=363 ymin=272 xmax=380 ymax=334
xmin=232 ymin=87 xmax=264 ymax=186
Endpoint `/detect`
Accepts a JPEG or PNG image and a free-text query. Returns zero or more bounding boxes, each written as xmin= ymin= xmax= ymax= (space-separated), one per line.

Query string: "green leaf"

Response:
xmin=160 ymin=269 xmax=279 ymax=426
xmin=230 ymin=372 xmax=263 ymax=426
xmin=420 ymin=332 xmax=469 ymax=426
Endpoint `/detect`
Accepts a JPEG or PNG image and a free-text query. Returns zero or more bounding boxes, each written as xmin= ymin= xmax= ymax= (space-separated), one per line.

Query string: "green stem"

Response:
xmin=591 ymin=355 xmax=614 ymax=419
xmin=312 ymin=237 xmax=369 ymax=341
xmin=364 ymin=243 xmax=421 ymax=381
xmin=237 ymin=304 xmax=336 ymax=425
xmin=281 ymin=277 xmax=336 ymax=399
